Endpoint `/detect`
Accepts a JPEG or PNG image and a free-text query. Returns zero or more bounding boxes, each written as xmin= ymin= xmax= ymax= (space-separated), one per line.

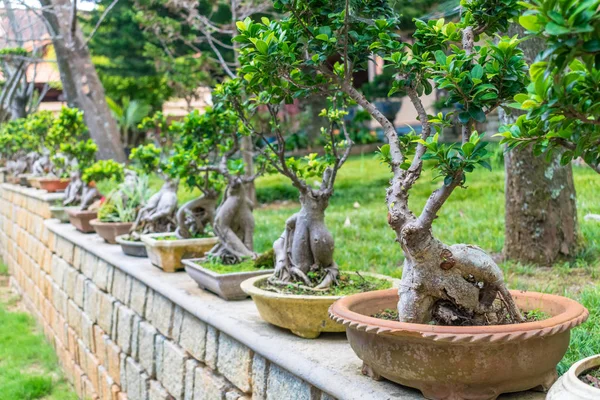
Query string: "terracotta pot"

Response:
xmin=241 ymin=273 xmax=399 ymax=339
xmin=116 ymin=235 xmax=148 ymax=258
xmin=183 ymin=258 xmax=273 ymax=301
xmin=90 ymin=219 xmax=133 ymax=244
xmin=328 ymin=289 xmax=589 ymax=400
xmin=50 ymin=206 xmax=70 ymax=223
xmin=547 ymin=354 xmax=600 ymax=399
xmin=38 ymin=177 xmax=70 ymax=193
xmin=66 ymin=208 xmax=98 ymax=233
xmin=140 ymin=233 xmax=218 ymax=273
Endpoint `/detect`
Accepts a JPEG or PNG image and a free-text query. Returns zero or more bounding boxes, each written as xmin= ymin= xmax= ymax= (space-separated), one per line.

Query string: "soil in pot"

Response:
xmin=241 ymin=272 xmax=397 ymax=339
xmin=258 ymin=271 xmax=392 ymax=297
xmin=329 ymin=289 xmax=588 ymax=400
xmin=579 ymin=367 xmax=600 ymax=388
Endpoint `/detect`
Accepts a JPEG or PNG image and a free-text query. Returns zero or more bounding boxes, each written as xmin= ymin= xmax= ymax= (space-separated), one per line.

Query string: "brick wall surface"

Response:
xmin=0 ymin=184 xmax=333 ymax=400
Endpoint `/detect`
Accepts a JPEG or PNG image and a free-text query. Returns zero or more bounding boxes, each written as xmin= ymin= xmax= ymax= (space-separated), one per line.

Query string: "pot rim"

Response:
xmin=90 ymin=219 xmax=134 ymax=227
xmin=140 ymin=232 xmax=218 ymax=247
xmin=183 ymin=258 xmax=274 ymax=278
xmin=66 ymin=208 xmax=98 ymax=217
xmin=563 ymin=354 xmax=600 ymax=394
xmin=329 ymin=288 xmax=588 ymax=343
xmin=241 ymin=272 xmax=399 ymax=301
xmin=37 ymin=176 xmax=70 ymax=182
xmin=115 ymin=234 xmax=143 ymax=246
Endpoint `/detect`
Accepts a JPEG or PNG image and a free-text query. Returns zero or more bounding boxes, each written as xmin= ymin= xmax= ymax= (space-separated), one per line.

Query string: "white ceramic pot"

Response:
xmin=547 ymin=354 xmax=600 ymax=399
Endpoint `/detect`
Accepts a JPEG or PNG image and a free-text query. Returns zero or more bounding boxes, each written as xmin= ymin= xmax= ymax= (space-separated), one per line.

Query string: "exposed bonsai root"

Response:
xmin=80 ymin=186 xmax=101 ymax=211
xmin=63 ymin=170 xmax=83 ymax=207
xmin=270 ymin=192 xmax=339 ymax=290
xmin=397 ymin=234 xmax=525 ymax=325
xmin=175 ymin=192 xmax=216 ymax=239
xmin=207 ymin=180 xmax=255 ymax=264
xmin=131 ymin=180 xmax=179 ymax=238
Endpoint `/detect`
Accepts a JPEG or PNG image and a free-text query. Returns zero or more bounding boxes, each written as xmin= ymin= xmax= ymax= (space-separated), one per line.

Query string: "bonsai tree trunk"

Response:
xmin=131 ymin=179 xmax=179 ymax=237
xmin=208 ymin=178 xmax=256 ymax=264
xmin=270 ymin=172 xmax=338 ymax=290
xmin=175 ymin=192 xmax=218 ymax=239
xmin=38 ymin=0 xmax=126 ymax=162
xmin=501 ymin=24 xmax=578 ymax=265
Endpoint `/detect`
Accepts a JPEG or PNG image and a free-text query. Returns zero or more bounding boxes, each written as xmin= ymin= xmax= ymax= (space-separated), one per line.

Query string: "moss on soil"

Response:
xmin=201 ymin=249 xmax=275 ymax=274
xmin=258 ymin=271 xmax=392 ymax=296
xmin=154 ymin=233 xmax=214 ymax=241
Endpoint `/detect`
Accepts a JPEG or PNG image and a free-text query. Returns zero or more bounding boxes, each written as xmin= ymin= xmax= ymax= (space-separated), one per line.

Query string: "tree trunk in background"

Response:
xmin=39 ymin=0 xmax=126 ymax=162
xmin=502 ymin=25 xmax=578 ymax=265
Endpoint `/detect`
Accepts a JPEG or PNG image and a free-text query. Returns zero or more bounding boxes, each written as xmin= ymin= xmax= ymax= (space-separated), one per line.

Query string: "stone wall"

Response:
xmin=0 ymin=184 xmax=349 ymax=400
xmin=0 ymin=183 xmax=542 ymax=400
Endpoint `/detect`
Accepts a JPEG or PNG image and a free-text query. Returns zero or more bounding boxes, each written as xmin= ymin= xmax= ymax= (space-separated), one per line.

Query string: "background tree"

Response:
xmin=35 ymin=0 xmax=126 ymax=161
xmin=500 ymin=23 xmax=578 ymax=266
xmin=106 ymin=96 xmax=152 ymax=150
xmin=499 ymin=0 xmax=600 ymax=174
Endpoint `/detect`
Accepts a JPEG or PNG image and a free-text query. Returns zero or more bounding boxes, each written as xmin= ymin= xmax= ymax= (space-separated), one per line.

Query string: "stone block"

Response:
xmin=56 ymin=236 xmax=75 ymax=264
xmin=105 ymin=338 xmax=122 ymax=386
xmin=205 ymin=326 xmax=219 ymax=370
xmin=93 ymin=259 xmax=114 ymax=292
xmin=112 ymin=269 xmax=131 ymax=305
xmin=217 ymin=333 xmax=252 ymax=393
xmin=149 ymin=380 xmax=172 ymax=400
xmin=81 ymin=312 xmax=95 ymax=353
xmin=184 ymin=359 xmax=199 ymax=400
xmin=125 ymin=356 xmax=149 ymax=400
xmin=94 ymin=325 xmax=107 ymax=366
xmin=177 ymin=311 xmax=206 ymax=362
xmin=86 ymin=348 xmax=101 ymax=393
xmin=116 ymin=304 xmax=136 ymax=355
xmin=73 ymin=274 xmax=86 ymax=308
xmin=81 ymin=251 xmax=98 ymax=280
xmin=63 ymin=266 xmax=78 ymax=299
xmin=52 ymin=283 xmax=68 ymax=319
xmin=84 ymin=280 xmax=100 ymax=323
xmin=67 ymin=299 xmax=82 ymax=337
xmin=138 ymin=321 xmax=157 ymax=378
xmin=147 ymin=292 xmax=174 ymax=338
xmin=98 ymin=365 xmax=120 ymax=400
xmin=97 ymin=291 xmax=117 ymax=334
xmin=193 ymin=366 xmax=230 ymax=400
xmin=266 ymin=364 xmax=316 ymax=400
xmin=252 ymin=354 xmax=269 ymax=400
xmin=50 ymin=255 xmax=67 ymax=287
xmin=129 ymin=278 xmax=148 ymax=317
xmin=157 ymin=340 xmax=188 ymax=400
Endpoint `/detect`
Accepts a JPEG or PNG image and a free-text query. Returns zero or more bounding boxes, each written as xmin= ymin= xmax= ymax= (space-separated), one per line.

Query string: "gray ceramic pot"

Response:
xmin=116 ymin=235 xmax=148 ymax=258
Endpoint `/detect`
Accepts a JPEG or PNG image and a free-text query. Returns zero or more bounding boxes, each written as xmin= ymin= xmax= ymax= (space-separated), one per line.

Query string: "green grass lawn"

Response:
xmin=0 ymin=267 xmax=77 ymax=400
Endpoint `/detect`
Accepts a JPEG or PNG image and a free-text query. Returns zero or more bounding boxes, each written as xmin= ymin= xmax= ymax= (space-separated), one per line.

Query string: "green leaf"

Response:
xmin=458 ymin=111 xmax=471 ymax=124
xmin=315 ymin=34 xmax=329 ymax=41
xmin=544 ymin=22 xmax=571 ymax=36
xmin=519 ymin=15 xmax=540 ymax=31
xmin=255 ymin=40 xmax=268 ymax=54
xmin=236 ymin=21 xmax=247 ymax=31
xmin=444 ymin=175 xmax=454 ymax=186
xmin=468 ymin=108 xmax=486 ymax=123
xmin=478 ymin=160 xmax=492 ymax=171
xmin=583 ymin=39 xmax=600 ymax=53
xmin=434 ymin=50 xmax=447 ymax=66
xmin=470 ymin=64 xmax=483 ymax=80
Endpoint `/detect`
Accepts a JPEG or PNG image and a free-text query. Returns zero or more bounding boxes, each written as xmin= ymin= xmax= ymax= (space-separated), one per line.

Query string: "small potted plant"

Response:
xmin=62 ymin=139 xmax=103 ymax=233
xmin=24 ymin=111 xmax=55 ymax=189
xmin=161 ymin=106 xmax=274 ymax=300
xmin=116 ymin=113 xmax=180 ymax=257
xmin=37 ymin=108 xmax=87 ymax=192
xmin=140 ymin=111 xmax=223 ymax=272
xmin=90 ymin=164 xmax=153 ymax=244
xmin=0 ymin=118 xmax=39 ymax=185
xmin=220 ymin=81 xmax=396 ymax=335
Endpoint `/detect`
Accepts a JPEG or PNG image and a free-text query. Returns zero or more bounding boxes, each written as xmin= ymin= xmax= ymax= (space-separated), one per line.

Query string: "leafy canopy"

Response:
xmin=498 ymin=0 xmax=600 ymax=171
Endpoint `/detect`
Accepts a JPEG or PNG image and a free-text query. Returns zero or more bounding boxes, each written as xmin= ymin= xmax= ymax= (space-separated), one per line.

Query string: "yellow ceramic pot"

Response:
xmin=241 ymin=273 xmax=398 ymax=339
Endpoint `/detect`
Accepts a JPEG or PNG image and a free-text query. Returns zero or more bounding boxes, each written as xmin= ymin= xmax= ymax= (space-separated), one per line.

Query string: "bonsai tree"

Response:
xmin=128 ymin=112 xmax=180 ymax=237
xmin=229 ymin=0 xmax=529 ymax=323
xmin=0 ymin=118 xmax=39 ymax=176
xmin=219 ymin=82 xmax=354 ymax=289
xmin=168 ymin=105 xmax=264 ymax=263
xmin=25 ymin=111 xmax=55 ymax=176
xmin=498 ymin=0 xmax=600 ymax=174
xmin=98 ymin=171 xmax=153 ymax=224
xmin=61 ymin=139 xmax=100 ymax=210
